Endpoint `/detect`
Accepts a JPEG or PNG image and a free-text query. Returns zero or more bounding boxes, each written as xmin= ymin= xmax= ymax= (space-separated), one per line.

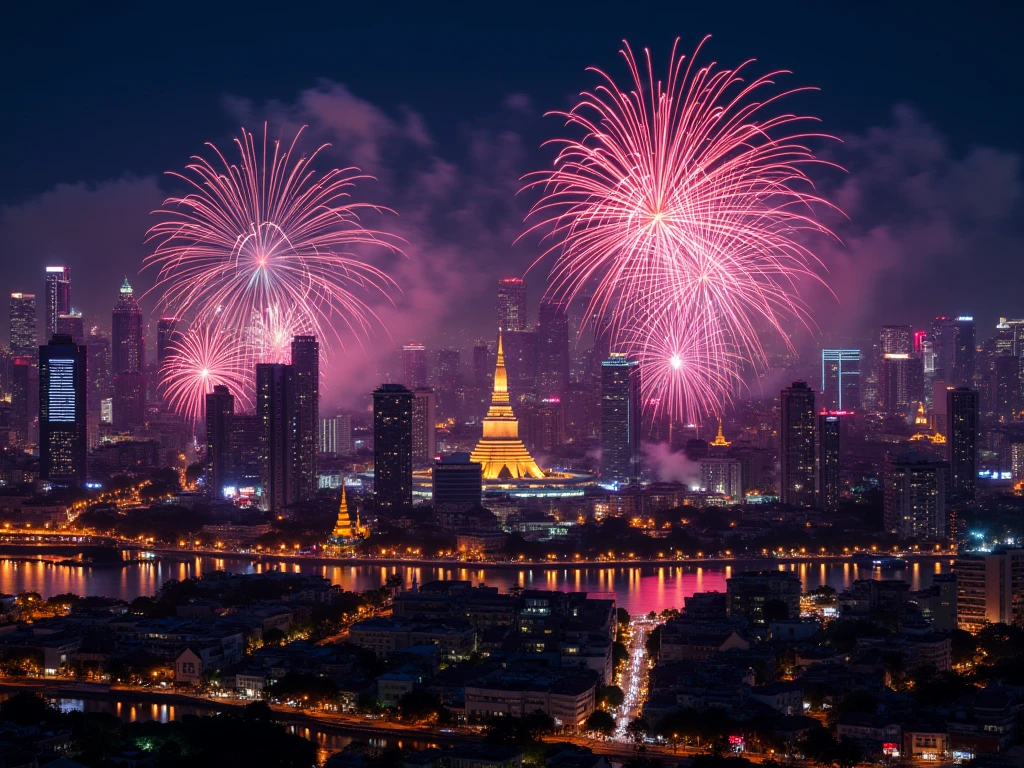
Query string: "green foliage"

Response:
xmin=613 ymin=641 xmax=629 ymax=668
xmin=267 ymin=671 xmax=338 ymax=706
xmin=0 ymin=691 xmax=59 ymax=724
xmin=598 ymin=685 xmax=625 ymax=709
xmin=397 ymin=689 xmax=449 ymax=723
xmin=645 ymin=626 xmax=662 ymax=661
xmin=586 ymin=709 xmax=616 ymax=735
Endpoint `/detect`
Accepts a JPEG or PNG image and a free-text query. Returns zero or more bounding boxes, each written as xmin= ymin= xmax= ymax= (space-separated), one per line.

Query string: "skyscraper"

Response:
xmin=503 ymin=329 xmax=537 ymax=403
xmin=373 ymin=384 xmax=414 ymax=512
xmin=403 ymin=342 xmax=428 ymax=389
xmin=779 ymin=381 xmax=815 ymax=507
xmin=111 ymin=278 xmax=145 ymax=430
xmin=472 ymin=344 xmax=491 ymax=389
xmin=879 ymin=325 xmax=913 ymax=355
xmin=44 ymin=266 xmax=71 ymax=343
xmin=55 ymin=311 xmax=84 ymax=346
xmin=817 ymin=412 xmax=841 ymax=513
xmin=230 ymin=413 xmax=263 ymax=489
xmin=992 ymin=355 xmax=1020 ymax=420
xmin=257 ymin=363 xmax=295 ymax=512
xmin=947 ymin=387 xmax=979 ymax=504
xmin=319 ymin=413 xmax=353 ymax=455
xmin=878 ymin=353 xmax=924 ymax=415
xmin=537 ymin=301 xmax=570 ymax=400
xmin=290 ymin=335 xmax=319 ymax=502
xmin=497 ymin=277 xmax=527 ymax=332
xmin=156 ymin=317 xmax=182 ymax=364
xmin=884 ymin=454 xmax=949 ymax=540
xmin=601 ymin=354 xmax=641 ymax=485
xmin=205 ymin=385 xmax=234 ymax=498
xmin=87 ymin=329 xmax=111 ymax=414
xmin=436 ymin=348 xmax=461 ymax=419
xmin=433 ymin=453 xmax=483 ymax=513
xmin=412 ymin=387 xmax=437 ymax=465
xmin=9 ymin=293 xmax=37 ymax=359
xmin=821 ymin=349 xmax=860 ymax=411
xmin=10 ymin=357 xmax=30 ymax=442
xmin=39 ymin=334 xmax=87 ymax=485
xmin=933 ymin=316 xmax=976 ymax=387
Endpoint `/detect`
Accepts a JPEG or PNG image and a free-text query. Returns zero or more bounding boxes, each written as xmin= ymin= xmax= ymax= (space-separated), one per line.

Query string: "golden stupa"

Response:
xmin=710 ymin=418 xmax=731 ymax=448
xmin=470 ymin=332 xmax=545 ymax=480
xmin=332 ymin=485 xmax=366 ymax=540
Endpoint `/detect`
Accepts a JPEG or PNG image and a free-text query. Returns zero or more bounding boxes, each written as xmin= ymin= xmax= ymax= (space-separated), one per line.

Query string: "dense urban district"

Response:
xmin=2 ymin=273 xmax=1024 ymax=768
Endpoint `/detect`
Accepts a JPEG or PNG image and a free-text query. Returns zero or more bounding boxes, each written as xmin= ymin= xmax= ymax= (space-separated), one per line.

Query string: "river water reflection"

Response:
xmin=0 ymin=556 xmax=952 ymax=614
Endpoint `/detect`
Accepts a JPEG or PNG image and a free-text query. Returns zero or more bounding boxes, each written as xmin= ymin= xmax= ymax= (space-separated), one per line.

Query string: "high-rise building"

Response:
xmin=519 ymin=399 xmax=566 ymax=454
xmin=954 ymin=549 xmax=1024 ymax=633
xmin=256 ymin=363 xmax=295 ymax=512
xmin=39 ymin=334 xmax=87 ymax=485
xmin=55 ymin=311 xmax=84 ymax=346
xmin=472 ymin=344 xmax=491 ymax=389
xmin=537 ymin=301 xmax=570 ymax=400
xmin=879 ymin=325 xmax=913 ymax=355
xmin=433 ymin=453 xmax=483 ymax=513
xmin=436 ymin=348 xmax=461 ymax=419
xmin=412 ymin=387 xmax=437 ymax=465
xmin=1012 ymin=443 xmax=1024 ymax=483
xmin=883 ymin=454 xmax=949 ymax=540
xmin=470 ymin=333 xmax=545 ymax=480
xmin=933 ymin=316 xmax=976 ymax=387
xmin=318 ymin=414 xmax=354 ymax=455
xmin=817 ymin=412 xmax=842 ymax=513
xmin=112 ymin=278 xmax=145 ymax=430
xmin=821 ymin=349 xmax=860 ymax=412
xmin=601 ymin=354 xmax=641 ymax=485
xmin=10 ymin=357 xmax=31 ymax=442
xmin=86 ymin=329 xmax=111 ymax=414
xmin=878 ymin=353 xmax=923 ymax=415
xmin=402 ymin=342 xmax=427 ymax=389
xmin=373 ymin=384 xmax=414 ymax=512
xmin=502 ymin=330 xmax=537 ymax=403
xmin=779 ymin=381 xmax=816 ymax=507
xmin=156 ymin=317 xmax=182 ymax=365
xmin=9 ymin=293 xmax=37 ymax=359
xmin=497 ymin=277 xmax=527 ymax=332
xmin=991 ymin=356 xmax=1020 ymax=420
xmin=699 ymin=457 xmax=742 ymax=499
xmin=205 ymin=385 xmax=234 ymax=498
xmin=726 ymin=570 xmax=802 ymax=624
xmin=290 ymin=336 xmax=319 ymax=502
xmin=947 ymin=387 xmax=979 ymax=504
xmin=44 ymin=266 xmax=71 ymax=343
xmin=230 ymin=413 xmax=263 ymax=489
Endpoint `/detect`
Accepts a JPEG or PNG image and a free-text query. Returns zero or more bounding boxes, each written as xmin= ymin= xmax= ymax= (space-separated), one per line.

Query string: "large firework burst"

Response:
xmin=525 ymin=37 xmax=837 ymax=421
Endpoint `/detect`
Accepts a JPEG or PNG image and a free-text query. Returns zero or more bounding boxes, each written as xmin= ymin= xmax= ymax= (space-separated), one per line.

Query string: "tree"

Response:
xmin=617 ymin=607 xmax=631 ymax=626
xmin=762 ymin=599 xmax=789 ymax=623
xmin=628 ymin=716 xmax=650 ymax=746
xmin=0 ymin=692 xmax=58 ymax=724
xmin=397 ymin=690 xmax=449 ymax=723
xmin=598 ymin=685 xmax=625 ymax=709
xmin=645 ymin=626 xmax=662 ymax=661
xmin=262 ymin=628 xmax=286 ymax=647
xmin=586 ymin=710 xmax=616 ymax=736
xmin=799 ymin=727 xmax=837 ymax=766
xmin=613 ymin=641 xmax=630 ymax=668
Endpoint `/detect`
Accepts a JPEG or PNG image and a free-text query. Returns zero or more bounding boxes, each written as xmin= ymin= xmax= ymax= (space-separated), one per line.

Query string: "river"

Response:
xmin=0 ymin=555 xmax=952 ymax=614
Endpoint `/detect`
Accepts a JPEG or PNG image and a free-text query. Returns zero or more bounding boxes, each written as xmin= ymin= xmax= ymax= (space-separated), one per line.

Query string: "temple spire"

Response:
xmin=710 ymin=418 xmax=731 ymax=448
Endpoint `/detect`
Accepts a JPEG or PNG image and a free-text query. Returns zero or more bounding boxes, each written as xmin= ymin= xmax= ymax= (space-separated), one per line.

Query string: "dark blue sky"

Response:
xmin=3 ymin=0 xmax=1020 ymax=203
xmin=2 ymin=1 xmax=1022 ymax=404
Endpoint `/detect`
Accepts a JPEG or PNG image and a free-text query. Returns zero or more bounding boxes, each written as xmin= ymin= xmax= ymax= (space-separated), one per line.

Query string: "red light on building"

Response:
xmin=913 ymin=330 xmax=926 ymax=352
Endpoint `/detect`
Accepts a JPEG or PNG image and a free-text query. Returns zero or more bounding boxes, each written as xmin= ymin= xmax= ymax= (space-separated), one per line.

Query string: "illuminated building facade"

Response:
xmin=779 ymin=381 xmax=815 ymax=507
xmin=947 ymin=387 xmax=979 ymax=504
xmin=883 ymin=455 xmax=949 ymax=540
xmin=257 ymin=363 xmax=295 ymax=512
xmin=205 ymin=385 xmax=234 ymax=498
xmin=412 ymin=387 xmax=437 ymax=464
xmin=44 ymin=266 xmax=71 ymax=343
xmin=39 ymin=334 xmax=87 ymax=485
xmin=601 ymin=353 xmax=640 ymax=485
xmin=879 ymin=353 xmax=923 ymax=415
xmin=433 ymin=453 xmax=483 ymax=513
xmin=331 ymin=485 xmax=367 ymax=541
xmin=111 ymin=278 xmax=145 ymax=431
xmin=470 ymin=333 xmax=544 ymax=480
xmin=821 ymin=349 xmax=861 ymax=411
xmin=9 ymin=292 xmax=37 ymax=359
xmin=291 ymin=335 xmax=319 ymax=502
xmin=537 ymin=301 xmax=570 ymax=400
xmin=817 ymin=412 xmax=841 ymax=513
xmin=374 ymin=383 xmax=414 ymax=511
xmin=497 ymin=277 xmax=527 ymax=332
xmin=403 ymin=342 xmax=427 ymax=389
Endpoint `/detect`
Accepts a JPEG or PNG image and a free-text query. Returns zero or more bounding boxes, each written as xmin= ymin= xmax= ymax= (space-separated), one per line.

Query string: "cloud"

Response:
xmin=642 ymin=441 xmax=700 ymax=487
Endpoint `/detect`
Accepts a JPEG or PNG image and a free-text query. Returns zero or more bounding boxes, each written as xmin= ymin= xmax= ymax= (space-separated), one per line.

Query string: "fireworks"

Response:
xmin=525 ymin=37 xmax=836 ymax=421
xmin=145 ymin=124 xmax=401 ymax=424
xmin=159 ymin=321 xmax=252 ymax=426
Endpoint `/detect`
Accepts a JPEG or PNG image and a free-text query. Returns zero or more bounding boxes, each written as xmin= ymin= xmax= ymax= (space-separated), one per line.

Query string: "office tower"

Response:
xmin=820 ymin=349 xmax=860 ymax=411
xmin=992 ymin=356 xmax=1020 ymax=420
xmin=956 ymin=550 xmax=1024 ymax=632
xmin=373 ymin=384 xmax=414 ymax=512
xmin=156 ymin=317 xmax=182 ymax=365
xmin=44 ymin=266 xmax=71 ymax=342
xmin=9 ymin=293 xmax=37 ymax=358
xmin=818 ymin=412 xmax=841 ymax=512
xmin=86 ymin=329 xmax=111 ymax=413
xmin=39 ymin=334 xmax=87 ymax=485
xmin=947 ymin=387 xmax=979 ymax=504
xmin=563 ymin=381 xmax=592 ymax=443
xmin=470 ymin=333 xmax=544 ymax=479
xmin=319 ymin=416 xmax=338 ymax=454
xmin=230 ymin=413 xmax=263 ymax=489
xmin=336 ymin=413 xmax=352 ymax=455
xmin=497 ymin=277 xmax=527 ymax=332
xmin=779 ymin=381 xmax=816 ymax=506
xmin=55 ymin=311 xmax=84 ymax=346
xmin=472 ymin=344 xmax=491 ymax=389
xmin=519 ymin=398 xmax=566 ymax=454
xmin=290 ymin=335 xmax=319 ymax=502
xmin=433 ymin=453 xmax=483 ymax=513
xmin=878 ymin=353 xmax=923 ymax=415
xmin=402 ymin=342 xmax=427 ymax=389
xmin=601 ymin=353 xmax=641 ymax=485
xmin=204 ymin=385 xmax=234 ymax=497
xmin=726 ymin=570 xmax=801 ymax=624
xmin=699 ymin=457 xmax=742 ymax=498
xmin=111 ymin=278 xmax=145 ymax=430
xmin=1012 ymin=444 xmax=1024 ymax=482
xmin=879 ymin=325 xmax=912 ymax=355
xmin=537 ymin=301 xmax=570 ymax=400
xmin=0 ymin=346 xmax=10 ymax=398
xmin=883 ymin=454 xmax=949 ymax=540
xmin=437 ymin=349 xmax=461 ymax=391
xmin=256 ymin=363 xmax=295 ymax=512
xmin=412 ymin=387 xmax=437 ymax=464
xmin=502 ymin=329 xmax=538 ymax=403
xmin=10 ymin=357 xmax=30 ymax=442
xmin=933 ymin=316 xmax=976 ymax=387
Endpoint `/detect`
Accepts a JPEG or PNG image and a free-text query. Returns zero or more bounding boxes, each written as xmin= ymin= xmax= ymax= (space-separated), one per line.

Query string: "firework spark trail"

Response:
xmin=144 ymin=124 xmax=402 ymax=424
xmin=524 ymin=37 xmax=838 ymax=422
xmin=159 ymin=320 xmax=253 ymax=426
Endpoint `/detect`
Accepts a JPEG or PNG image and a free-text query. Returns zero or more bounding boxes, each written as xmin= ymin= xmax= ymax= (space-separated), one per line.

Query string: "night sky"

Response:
xmin=2 ymin=1 xmax=1022 ymax=404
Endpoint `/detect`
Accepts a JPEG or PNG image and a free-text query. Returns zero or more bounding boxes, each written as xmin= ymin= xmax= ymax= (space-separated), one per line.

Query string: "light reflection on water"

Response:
xmin=0 ymin=556 xmax=952 ymax=614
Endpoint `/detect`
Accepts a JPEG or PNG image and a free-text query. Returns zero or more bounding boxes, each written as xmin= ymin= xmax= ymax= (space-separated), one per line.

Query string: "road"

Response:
xmin=614 ymin=617 xmax=653 ymax=739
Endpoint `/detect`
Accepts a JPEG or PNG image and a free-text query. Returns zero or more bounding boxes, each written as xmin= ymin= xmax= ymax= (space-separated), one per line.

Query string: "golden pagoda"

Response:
xmin=710 ymin=418 xmax=731 ymax=448
xmin=470 ymin=332 xmax=545 ymax=480
xmin=332 ymin=485 xmax=366 ymax=540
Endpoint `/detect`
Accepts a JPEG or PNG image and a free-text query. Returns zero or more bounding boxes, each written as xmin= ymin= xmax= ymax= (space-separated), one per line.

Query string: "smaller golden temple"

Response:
xmin=331 ymin=485 xmax=367 ymax=541
xmin=470 ymin=332 xmax=545 ymax=480
xmin=710 ymin=418 xmax=731 ymax=448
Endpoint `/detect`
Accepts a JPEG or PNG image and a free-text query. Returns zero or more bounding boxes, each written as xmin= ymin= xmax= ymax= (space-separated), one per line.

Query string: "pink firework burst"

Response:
xmin=525 ymin=37 xmax=838 ymax=420
xmin=145 ymin=124 xmax=402 ymax=359
xmin=159 ymin=321 xmax=252 ymax=426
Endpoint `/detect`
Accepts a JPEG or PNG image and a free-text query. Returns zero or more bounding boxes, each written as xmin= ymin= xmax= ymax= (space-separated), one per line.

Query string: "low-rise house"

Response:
xmin=464 ymin=671 xmax=596 ymax=728
xmin=749 ymin=682 xmax=803 ymax=715
xmin=377 ymin=670 xmax=422 ymax=706
xmin=902 ymin=723 xmax=949 ymax=760
xmin=174 ymin=648 xmax=203 ymax=686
